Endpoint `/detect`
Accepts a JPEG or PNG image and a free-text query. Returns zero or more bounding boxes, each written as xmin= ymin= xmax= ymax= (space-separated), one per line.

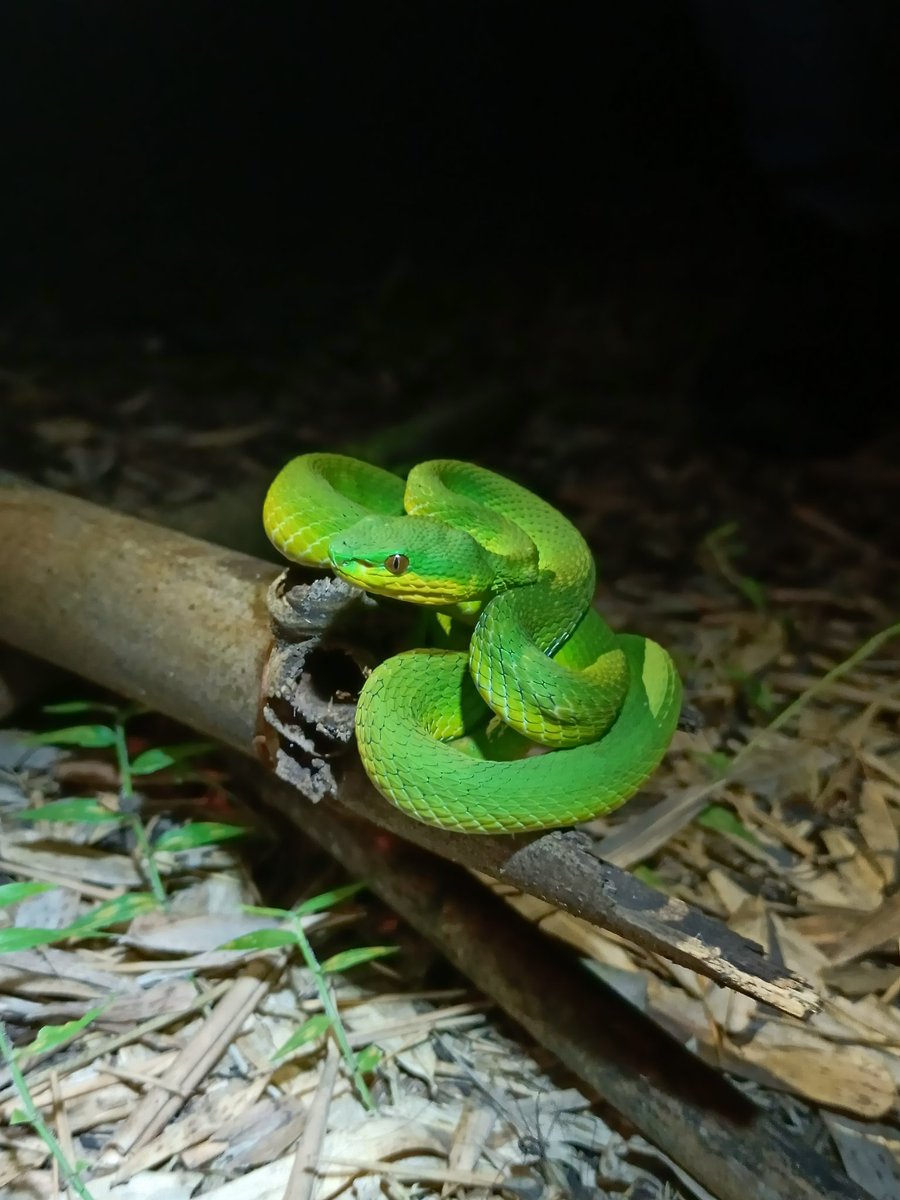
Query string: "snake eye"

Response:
xmin=385 ymin=553 xmax=409 ymax=576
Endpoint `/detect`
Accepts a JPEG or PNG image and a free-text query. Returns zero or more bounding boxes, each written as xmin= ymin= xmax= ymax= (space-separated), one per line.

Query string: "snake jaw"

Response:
xmin=329 ymin=555 xmax=476 ymax=608
xmin=328 ymin=516 xmax=497 ymax=606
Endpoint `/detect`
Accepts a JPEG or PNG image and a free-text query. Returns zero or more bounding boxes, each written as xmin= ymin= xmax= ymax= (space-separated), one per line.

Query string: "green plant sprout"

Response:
xmin=2 ymin=699 xmax=395 ymax=1167
xmin=0 ymin=890 xmax=159 ymax=955
xmin=0 ymin=1017 xmax=99 ymax=1200
xmin=0 ymin=878 xmax=161 ymax=955
xmin=221 ymin=881 xmax=395 ymax=1110
xmin=631 ymin=863 xmax=667 ymax=891
xmin=24 ymin=699 xmax=243 ymax=905
xmin=696 ymin=803 xmax=758 ymax=845
xmin=725 ymin=666 xmax=778 ymax=716
xmin=703 ymin=521 xmax=768 ymax=612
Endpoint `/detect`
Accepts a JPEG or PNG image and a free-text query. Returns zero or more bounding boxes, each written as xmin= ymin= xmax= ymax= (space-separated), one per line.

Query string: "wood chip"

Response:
xmin=857 ymin=780 xmax=900 ymax=885
xmin=827 ymin=891 xmax=900 ymax=966
xmin=734 ymin=1030 xmax=896 ymax=1118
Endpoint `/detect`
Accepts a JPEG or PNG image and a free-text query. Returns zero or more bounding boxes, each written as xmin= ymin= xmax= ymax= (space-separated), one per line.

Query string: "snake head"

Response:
xmin=328 ymin=515 xmax=495 ymax=606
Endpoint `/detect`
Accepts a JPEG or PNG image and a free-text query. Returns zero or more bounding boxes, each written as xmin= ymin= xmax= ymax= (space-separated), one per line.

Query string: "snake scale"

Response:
xmin=263 ymin=453 xmax=682 ymax=834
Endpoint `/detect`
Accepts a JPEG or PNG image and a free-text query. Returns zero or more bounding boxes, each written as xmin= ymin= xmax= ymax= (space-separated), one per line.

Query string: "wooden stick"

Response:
xmin=283 ymin=1041 xmax=340 ymax=1200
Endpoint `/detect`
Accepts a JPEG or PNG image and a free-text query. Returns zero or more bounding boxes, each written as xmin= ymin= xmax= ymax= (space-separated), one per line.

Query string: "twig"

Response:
xmin=111 ymin=961 xmax=278 ymax=1155
xmin=0 ymin=857 xmax=122 ymax=902
xmin=0 ymin=979 xmax=231 ymax=1105
xmin=49 ymin=1070 xmax=77 ymax=1181
xmin=282 ymin=1040 xmax=340 ymax=1200
xmin=317 ymin=1157 xmax=506 ymax=1188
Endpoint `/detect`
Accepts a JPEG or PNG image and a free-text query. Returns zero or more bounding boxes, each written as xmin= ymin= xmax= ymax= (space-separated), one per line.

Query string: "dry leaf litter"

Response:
xmin=2 ymin=362 xmax=900 ymax=1199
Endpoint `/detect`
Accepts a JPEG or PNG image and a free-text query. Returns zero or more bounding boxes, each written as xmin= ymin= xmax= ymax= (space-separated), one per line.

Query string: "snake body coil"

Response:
xmin=264 ymin=453 xmax=681 ymax=833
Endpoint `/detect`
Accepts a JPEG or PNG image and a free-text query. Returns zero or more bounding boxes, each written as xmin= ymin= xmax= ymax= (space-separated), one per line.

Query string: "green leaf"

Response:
xmin=28 ymin=724 xmax=118 ymax=749
xmin=320 ymin=945 xmax=396 ymax=974
xmin=0 ymin=927 xmax=69 ymax=953
xmin=129 ymin=748 xmax=177 ymax=775
xmin=705 ymin=520 xmax=740 ymax=548
xmin=220 ymin=928 xmax=298 ymax=951
xmin=21 ymin=1005 xmax=107 ymax=1060
xmin=0 ymin=881 xmax=57 ymax=909
xmin=153 ymin=822 xmax=247 ymax=852
xmin=737 ymin=575 xmax=768 ymax=613
xmin=737 ymin=673 xmax=777 ymax=715
xmin=271 ymin=1013 xmax=332 ymax=1059
xmin=15 ymin=798 xmax=123 ymax=824
xmin=695 ymin=749 xmax=732 ymax=777
xmin=355 ymin=1043 xmax=383 ymax=1073
xmin=129 ymin=742 xmax=213 ymax=776
xmin=702 ymin=522 xmax=768 ymax=612
xmin=66 ymin=892 xmax=159 ymax=934
xmin=294 ymin=881 xmax=367 ymax=916
xmin=632 ymin=864 xmax=666 ymax=890
xmin=697 ymin=804 xmax=758 ymax=844
xmin=242 ymin=904 xmax=291 ymax=920
xmin=9 ymin=1108 xmax=29 ymax=1125
xmin=42 ymin=700 xmax=116 ymax=715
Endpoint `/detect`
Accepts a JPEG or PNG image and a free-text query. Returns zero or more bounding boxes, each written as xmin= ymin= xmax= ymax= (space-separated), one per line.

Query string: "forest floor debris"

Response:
xmin=2 ymin=337 xmax=900 ymax=1197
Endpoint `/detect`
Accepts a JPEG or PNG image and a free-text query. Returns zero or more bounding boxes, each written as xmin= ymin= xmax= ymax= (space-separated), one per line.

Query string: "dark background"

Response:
xmin=1 ymin=1 xmax=898 ymax=456
xmin=2 ymin=3 xmax=737 ymax=341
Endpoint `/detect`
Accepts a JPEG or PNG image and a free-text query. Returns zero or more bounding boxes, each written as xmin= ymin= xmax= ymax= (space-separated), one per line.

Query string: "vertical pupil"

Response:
xmin=385 ymin=553 xmax=408 ymax=575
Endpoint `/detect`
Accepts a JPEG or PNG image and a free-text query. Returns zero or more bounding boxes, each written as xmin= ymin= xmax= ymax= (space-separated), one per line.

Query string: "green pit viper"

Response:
xmin=263 ymin=453 xmax=682 ymax=834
